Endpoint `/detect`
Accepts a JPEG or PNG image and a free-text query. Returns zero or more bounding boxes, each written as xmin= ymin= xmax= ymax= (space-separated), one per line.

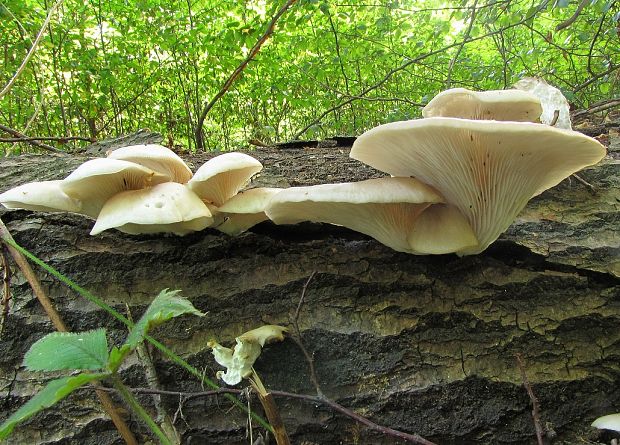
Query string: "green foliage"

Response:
xmin=0 ymin=0 xmax=617 ymax=152
xmin=124 ymin=288 xmax=204 ymax=350
xmin=0 ymin=373 xmax=107 ymax=440
xmin=24 ymin=329 xmax=109 ymax=371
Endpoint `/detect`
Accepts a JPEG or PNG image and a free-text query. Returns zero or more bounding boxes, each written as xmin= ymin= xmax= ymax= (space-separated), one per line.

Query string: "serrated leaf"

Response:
xmin=0 ymin=373 xmax=107 ymax=440
xmin=124 ymin=289 xmax=204 ymax=350
xmin=24 ymin=329 xmax=109 ymax=371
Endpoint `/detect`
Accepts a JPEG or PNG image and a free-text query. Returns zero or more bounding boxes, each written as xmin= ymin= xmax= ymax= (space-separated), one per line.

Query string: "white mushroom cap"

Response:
xmin=422 ymin=88 xmax=543 ymax=122
xmin=90 ymin=182 xmax=213 ymax=235
xmin=592 ymin=413 xmax=620 ymax=432
xmin=265 ymin=177 xmax=449 ymax=253
xmin=0 ymin=180 xmax=81 ymax=213
xmin=60 ymin=158 xmax=169 ymax=217
xmin=350 ymin=117 xmax=606 ymax=255
xmin=188 ymin=152 xmax=263 ymax=206
xmin=107 ymin=144 xmax=193 ymax=183
xmin=216 ymin=187 xmax=282 ymax=236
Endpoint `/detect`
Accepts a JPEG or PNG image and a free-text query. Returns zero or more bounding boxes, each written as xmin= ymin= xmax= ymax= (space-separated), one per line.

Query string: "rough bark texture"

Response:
xmin=0 ymin=129 xmax=618 ymax=445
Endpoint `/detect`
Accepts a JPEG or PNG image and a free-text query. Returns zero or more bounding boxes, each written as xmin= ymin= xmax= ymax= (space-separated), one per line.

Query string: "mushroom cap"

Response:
xmin=0 ymin=180 xmax=81 ymax=214
xmin=422 ymin=88 xmax=543 ymax=122
xmin=90 ymin=182 xmax=213 ymax=235
xmin=408 ymin=204 xmax=478 ymax=254
xmin=591 ymin=413 xmax=620 ymax=432
xmin=188 ymin=152 xmax=263 ymax=206
xmin=107 ymin=144 xmax=193 ymax=183
xmin=265 ymin=177 xmax=447 ymax=253
xmin=60 ymin=158 xmax=169 ymax=218
xmin=350 ymin=117 xmax=606 ymax=254
xmin=216 ymin=187 xmax=282 ymax=236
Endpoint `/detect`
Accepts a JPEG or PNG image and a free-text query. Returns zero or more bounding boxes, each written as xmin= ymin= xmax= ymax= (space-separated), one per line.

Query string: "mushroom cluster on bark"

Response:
xmin=0 ymin=86 xmax=606 ymax=255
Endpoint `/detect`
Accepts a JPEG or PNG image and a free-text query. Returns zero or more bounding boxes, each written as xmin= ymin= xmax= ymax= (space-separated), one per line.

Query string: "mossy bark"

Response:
xmin=0 ymin=135 xmax=618 ymax=445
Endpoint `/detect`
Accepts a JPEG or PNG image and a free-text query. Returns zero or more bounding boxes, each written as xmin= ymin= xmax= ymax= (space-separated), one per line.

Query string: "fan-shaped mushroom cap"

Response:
xmin=592 ymin=413 xmax=620 ymax=432
xmin=265 ymin=177 xmax=454 ymax=253
xmin=350 ymin=117 xmax=606 ymax=255
xmin=60 ymin=158 xmax=169 ymax=217
xmin=0 ymin=180 xmax=81 ymax=213
xmin=422 ymin=88 xmax=542 ymax=122
xmin=107 ymin=144 xmax=193 ymax=183
xmin=216 ymin=187 xmax=282 ymax=235
xmin=188 ymin=153 xmax=263 ymax=207
xmin=90 ymin=182 xmax=213 ymax=235
xmin=408 ymin=204 xmax=478 ymax=254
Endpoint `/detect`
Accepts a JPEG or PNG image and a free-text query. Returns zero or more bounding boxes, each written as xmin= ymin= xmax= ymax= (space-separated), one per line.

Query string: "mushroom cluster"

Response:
xmin=0 ymin=86 xmax=606 ymax=255
xmin=0 ymin=145 xmax=268 ymax=236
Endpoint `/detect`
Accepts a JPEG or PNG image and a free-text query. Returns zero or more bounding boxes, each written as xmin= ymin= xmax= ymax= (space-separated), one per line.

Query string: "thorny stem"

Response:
xmin=111 ymin=374 xmax=172 ymax=445
xmin=516 ymin=354 xmax=545 ymax=445
xmin=0 ymin=233 xmax=273 ymax=433
xmin=0 ymin=218 xmax=138 ymax=445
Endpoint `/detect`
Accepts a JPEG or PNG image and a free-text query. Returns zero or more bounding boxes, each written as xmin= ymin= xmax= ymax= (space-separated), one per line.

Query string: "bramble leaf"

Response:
xmin=0 ymin=373 xmax=108 ymax=439
xmin=24 ymin=329 xmax=109 ymax=371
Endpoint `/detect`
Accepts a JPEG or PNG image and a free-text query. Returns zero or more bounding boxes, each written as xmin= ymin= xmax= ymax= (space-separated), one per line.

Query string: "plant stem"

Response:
xmin=0 ymin=234 xmax=273 ymax=433
xmin=111 ymin=374 xmax=171 ymax=445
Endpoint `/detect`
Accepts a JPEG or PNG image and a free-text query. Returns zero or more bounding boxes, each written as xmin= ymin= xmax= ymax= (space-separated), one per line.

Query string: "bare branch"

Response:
xmin=0 ymin=123 xmax=64 ymax=153
xmin=194 ymin=0 xmax=298 ymax=150
xmin=555 ymin=0 xmax=589 ymax=31
xmin=446 ymin=0 xmax=479 ymax=88
xmin=0 ymin=0 xmax=64 ymax=99
xmin=516 ymin=354 xmax=545 ymax=445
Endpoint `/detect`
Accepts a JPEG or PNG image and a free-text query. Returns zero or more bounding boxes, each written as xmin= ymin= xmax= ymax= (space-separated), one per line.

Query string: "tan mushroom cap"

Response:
xmin=265 ymin=177 xmax=452 ymax=253
xmin=107 ymin=144 xmax=193 ymax=183
xmin=216 ymin=187 xmax=282 ymax=235
xmin=408 ymin=204 xmax=478 ymax=254
xmin=60 ymin=158 xmax=169 ymax=217
xmin=90 ymin=182 xmax=213 ymax=235
xmin=188 ymin=152 xmax=263 ymax=207
xmin=350 ymin=117 xmax=606 ymax=255
xmin=0 ymin=180 xmax=81 ymax=214
xmin=422 ymin=88 xmax=543 ymax=122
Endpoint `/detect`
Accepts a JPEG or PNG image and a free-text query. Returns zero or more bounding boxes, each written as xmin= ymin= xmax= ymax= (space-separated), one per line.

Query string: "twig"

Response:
xmin=0 ymin=248 xmax=11 ymax=336
xmin=573 ymin=65 xmax=619 ymax=93
xmin=0 ymin=217 xmax=138 ymax=445
xmin=515 ymin=354 xmax=545 ymax=445
xmin=572 ymin=98 xmax=620 ymax=119
xmin=291 ymin=272 xmax=323 ymax=396
xmin=250 ymin=372 xmax=290 ymax=445
xmin=445 ymin=0 xmax=479 ymax=88
xmin=0 ymin=124 xmax=63 ymax=153
xmin=571 ymin=173 xmax=597 ymax=194
xmin=0 ymin=135 xmax=94 ymax=143
xmin=293 ymin=0 xmax=549 ymax=138
xmin=194 ymin=0 xmax=298 ymax=150
xmin=98 ymin=385 xmax=438 ymax=445
xmin=0 ymin=0 xmax=64 ymax=99
xmin=555 ymin=0 xmax=589 ymax=31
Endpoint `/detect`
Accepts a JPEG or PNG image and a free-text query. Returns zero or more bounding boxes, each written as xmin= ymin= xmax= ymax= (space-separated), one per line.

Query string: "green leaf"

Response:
xmin=0 ymin=373 xmax=107 ymax=440
xmin=24 ymin=329 xmax=109 ymax=372
xmin=124 ymin=289 xmax=204 ymax=350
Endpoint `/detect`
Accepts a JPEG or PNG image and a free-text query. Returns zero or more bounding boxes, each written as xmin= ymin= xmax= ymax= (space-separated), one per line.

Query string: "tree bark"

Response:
xmin=0 ymin=132 xmax=618 ymax=445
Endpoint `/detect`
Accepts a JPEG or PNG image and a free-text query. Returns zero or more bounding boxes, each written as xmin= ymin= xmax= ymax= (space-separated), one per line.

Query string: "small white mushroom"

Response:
xmin=60 ymin=158 xmax=169 ymax=218
xmin=0 ymin=180 xmax=81 ymax=214
xmin=422 ymin=87 xmax=543 ymax=122
xmin=90 ymin=182 xmax=213 ymax=235
xmin=350 ymin=117 xmax=606 ymax=254
xmin=215 ymin=187 xmax=282 ymax=235
xmin=592 ymin=413 xmax=620 ymax=432
xmin=265 ymin=177 xmax=466 ymax=254
xmin=107 ymin=144 xmax=193 ymax=183
xmin=209 ymin=325 xmax=287 ymax=386
xmin=188 ymin=152 xmax=263 ymax=206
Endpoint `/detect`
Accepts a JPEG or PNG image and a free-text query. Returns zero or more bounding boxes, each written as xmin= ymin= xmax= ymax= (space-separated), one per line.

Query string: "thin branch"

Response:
xmin=194 ymin=0 xmax=298 ymax=150
xmin=0 ymin=217 xmax=138 ymax=445
xmin=294 ymin=0 xmax=549 ymax=138
xmin=573 ymin=65 xmax=619 ymax=93
xmin=0 ymin=124 xmax=63 ymax=153
xmin=446 ymin=0 xmax=479 ymax=88
xmin=555 ymin=0 xmax=589 ymax=31
xmin=571 ymin=98 xmax=620 ymax=118
xmin=0 ymin=0 xmax=64 ymax=99
xmin=516 ymin=354 xmax=545 ymax=445
xmin=0 ymin=248 xmax=11 ymax=337
xmin=0 ymin=135 xmax=94 ymax=143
